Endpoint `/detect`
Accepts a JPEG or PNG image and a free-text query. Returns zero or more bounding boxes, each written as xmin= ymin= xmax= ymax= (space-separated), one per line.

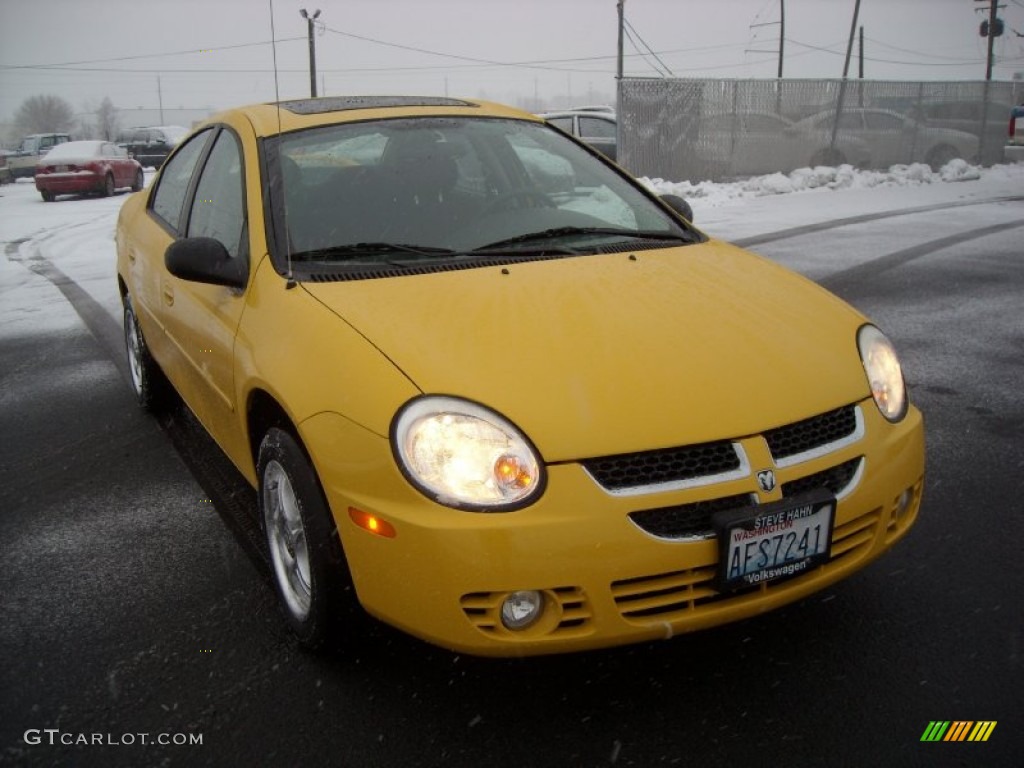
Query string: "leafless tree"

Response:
xmin=94 ymin=97 xmax=120 ymax=141
xmin=13 ymin=95 xmax=76 ymax=137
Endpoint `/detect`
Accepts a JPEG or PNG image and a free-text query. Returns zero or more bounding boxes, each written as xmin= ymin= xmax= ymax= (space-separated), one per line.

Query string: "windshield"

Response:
xmin=264 ymin=117 xmax=696 ymax=270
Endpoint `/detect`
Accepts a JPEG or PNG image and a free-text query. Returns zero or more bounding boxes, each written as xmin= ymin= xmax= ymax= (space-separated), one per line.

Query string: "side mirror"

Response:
xmin=165 ymin=237 xmax=247 ymax=289
xmin=660 ymin=194 xmax=694 ymax=223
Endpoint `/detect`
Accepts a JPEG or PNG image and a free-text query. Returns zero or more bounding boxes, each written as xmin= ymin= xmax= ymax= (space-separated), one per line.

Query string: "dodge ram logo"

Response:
xmin=756 ymin=470 xmax=777 ymax=493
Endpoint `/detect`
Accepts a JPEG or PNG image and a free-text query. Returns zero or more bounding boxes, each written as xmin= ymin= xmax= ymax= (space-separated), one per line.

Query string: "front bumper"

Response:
xmin=303 ymin=399 xmax=924 ymax=657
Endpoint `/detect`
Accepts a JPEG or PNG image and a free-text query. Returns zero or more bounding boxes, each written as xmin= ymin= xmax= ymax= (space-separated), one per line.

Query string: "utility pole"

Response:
xmin=616 ymin=0 xmax=625 ymax=82
xmin=858 ymin=26 xmax=864 ymax=78
xmin=841 ymin=0 xmax=862 ymax=79
xmin=616 ymin=0 xmax=624 ymax=170
xmin=778 ymin=0 xmax=785 ymax=79
xmin=831 ymin=0 xmax=862 ymax=156
xmin=157 ymin=75 xmax=164 ymax=124
xmin=747 ymin=1 xmax=785 ymax=78
xmin=300 ymin=8 xmax=321 ymax=98
xmin=975 ymin=0 xmax=1000 ymax=80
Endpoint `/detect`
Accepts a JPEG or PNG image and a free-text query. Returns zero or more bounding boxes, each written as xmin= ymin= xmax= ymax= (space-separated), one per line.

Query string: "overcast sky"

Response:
xmin=1 ymin=0 xmax=1022 ymax=125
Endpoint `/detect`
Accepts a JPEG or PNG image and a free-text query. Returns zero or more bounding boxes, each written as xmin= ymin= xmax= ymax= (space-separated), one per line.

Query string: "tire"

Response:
xmin=258 ymin=427 xmax=355 ymax=649
xmin=926 ymin=144 xmax=959 ymax=172
xmin=131 ymin=168 xmax=144 ymax=192
xmin=40 ymin=191 xmax=55 ymax=202
xmin=123 ymin=295 xmax=170 ymax=412
xmin=101 ymin=172 xmax=115 ymax=197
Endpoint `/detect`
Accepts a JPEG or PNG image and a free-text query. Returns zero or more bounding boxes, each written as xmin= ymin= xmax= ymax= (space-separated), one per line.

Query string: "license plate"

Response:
xmin=713 ymin=490 xmax=835 ymax=591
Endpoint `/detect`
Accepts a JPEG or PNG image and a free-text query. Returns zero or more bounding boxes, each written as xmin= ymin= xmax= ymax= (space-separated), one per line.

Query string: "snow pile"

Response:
xmin=640 ymin=159 xmax=1017 ymax=209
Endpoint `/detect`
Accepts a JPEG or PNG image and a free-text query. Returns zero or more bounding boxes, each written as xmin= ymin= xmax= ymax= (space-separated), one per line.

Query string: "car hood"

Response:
xmin=303 ymin=240 xmax=870 ymax=461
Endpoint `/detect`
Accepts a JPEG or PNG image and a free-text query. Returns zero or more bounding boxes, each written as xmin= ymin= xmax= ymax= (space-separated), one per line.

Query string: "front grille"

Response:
xmin=611 ymin=508 xmax=882 ymax=622
xmin=782 ymin=457 xmax=861 ymax=498
xmin=628 ymin=458 xmax=862 ymax=540
xmin=765 ymin=405 xmax=858 ymax=462
xmin=628 ymin=493 xmax=752 ymax=540
xmin=582 ymin=440 xmax=740 ymax=492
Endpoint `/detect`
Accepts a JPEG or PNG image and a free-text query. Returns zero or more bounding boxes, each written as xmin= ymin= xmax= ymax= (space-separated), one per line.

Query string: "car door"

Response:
xmin=101 ymin=142 xmax=127 ymax=186
xmin=128 ymin=128 xmax=215 ymax=390
xmin=578 ymin=115 xmax=617 ymax=161
xmin=860 ymin=111 xmax=904 ymax=167
xmin=158 ymin=127 xmax=249 ymax=454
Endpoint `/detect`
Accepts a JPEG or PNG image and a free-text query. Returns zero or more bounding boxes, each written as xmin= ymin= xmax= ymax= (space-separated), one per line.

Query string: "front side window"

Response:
xmin=865 ymin=113 xmax=903 ymax=131
xmin=151 ymin=129 xmax=213 ymax=232
xmin=265 ymin=117 xmax=695 ymax=271
xmin=579 ymin=117 xmax=615 ymax=140
xmin=186 ymin=130 xmax=245 ymax=259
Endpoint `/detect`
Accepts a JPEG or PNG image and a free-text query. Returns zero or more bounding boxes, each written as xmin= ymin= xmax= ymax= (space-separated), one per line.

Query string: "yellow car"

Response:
xmin=115 ymin=96 xmax=924 ymax=657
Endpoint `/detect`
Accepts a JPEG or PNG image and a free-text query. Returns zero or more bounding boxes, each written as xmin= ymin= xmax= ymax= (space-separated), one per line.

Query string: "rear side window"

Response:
xmin=186 ymin=130 xmax=245 ymax=259
xmin=151 ymin=129 xmax=212 ymax=232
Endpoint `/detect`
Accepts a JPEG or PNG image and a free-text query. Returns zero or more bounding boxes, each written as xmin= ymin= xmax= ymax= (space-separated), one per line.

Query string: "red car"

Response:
xmin=35 ymin=140 xmax=144 ymax=202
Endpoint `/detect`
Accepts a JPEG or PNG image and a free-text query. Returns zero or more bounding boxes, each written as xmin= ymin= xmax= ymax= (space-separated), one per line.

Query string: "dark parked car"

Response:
xmin=537 ymin=108 xmax=617 ymax=161
xmin=116 ymin=125 xmax=188 ymax=168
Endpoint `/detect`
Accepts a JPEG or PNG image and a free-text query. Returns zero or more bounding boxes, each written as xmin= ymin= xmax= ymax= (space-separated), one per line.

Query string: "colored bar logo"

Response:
xmin=921 ymin=721 xmax=997 ymax=742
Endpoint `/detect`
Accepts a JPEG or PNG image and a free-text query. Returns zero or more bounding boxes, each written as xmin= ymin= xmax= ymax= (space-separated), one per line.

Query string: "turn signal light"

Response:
xmin=348 ymin=507 xmax=396 ymax=538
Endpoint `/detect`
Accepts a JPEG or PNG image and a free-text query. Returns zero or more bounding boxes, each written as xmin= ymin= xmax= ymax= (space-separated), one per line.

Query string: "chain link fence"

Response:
xmin=618 ymin=77 xmax=1023 ymax=182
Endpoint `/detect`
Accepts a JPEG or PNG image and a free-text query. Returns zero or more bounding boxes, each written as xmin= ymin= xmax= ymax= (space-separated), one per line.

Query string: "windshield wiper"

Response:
xmin=292 ymin=242 xmax=458 ymax=262
xmin=474 ymin=227 xmax=692 ymax=252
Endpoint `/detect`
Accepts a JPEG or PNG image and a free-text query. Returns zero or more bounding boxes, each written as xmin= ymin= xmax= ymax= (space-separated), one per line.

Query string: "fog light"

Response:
xmin=895 ymin=488 xmax=913 ymax=520
xmin=501 ymin=590 xmax=544 ymax=630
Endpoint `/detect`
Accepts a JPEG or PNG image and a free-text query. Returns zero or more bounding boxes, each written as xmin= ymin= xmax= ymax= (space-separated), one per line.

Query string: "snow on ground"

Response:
xmin=1 ymin=161 xmax=1022 ymax=341
xmin=641 ymin=160 xmax=1024 ymax=240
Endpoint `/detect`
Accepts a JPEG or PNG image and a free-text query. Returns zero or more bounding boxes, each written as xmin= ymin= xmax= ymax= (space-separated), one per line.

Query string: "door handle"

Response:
xmin=162 ymin=284 xmax=174 ymax=306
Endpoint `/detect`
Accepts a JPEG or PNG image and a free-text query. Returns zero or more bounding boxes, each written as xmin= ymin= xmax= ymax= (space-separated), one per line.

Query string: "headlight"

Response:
xmin=392 ymin=396 xmax=544 ymax=510
xmin=857 ymin=325 xmax=908 ymax=422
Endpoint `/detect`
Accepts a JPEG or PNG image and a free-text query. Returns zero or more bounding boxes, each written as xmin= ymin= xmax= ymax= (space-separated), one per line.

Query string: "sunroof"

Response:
xmin=277 ymin=96 xmax=477 ymax=115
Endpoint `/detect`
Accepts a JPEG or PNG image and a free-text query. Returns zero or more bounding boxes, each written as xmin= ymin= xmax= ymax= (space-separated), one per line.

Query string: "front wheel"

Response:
xmin=258 ymin=427 xmax=355 ymax=649
xmin=123 ymin=296 xmax=170 ymax=412
xmin=101 ymin=173 xmax=115 ymax=197
xmin=131 ymin=168 xmax=144 ymax=192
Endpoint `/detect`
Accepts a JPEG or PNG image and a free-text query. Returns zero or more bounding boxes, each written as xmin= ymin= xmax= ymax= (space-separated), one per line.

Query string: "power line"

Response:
xmin=786 ymin=38 xmax=985 ymax=66
xmin=622 ymin=25 xmax=668 ymax=76
xmin=864 ymin=36 xmax=991 ymax=61
xmin=0 ymin=38 xmax=304 ymax=70
xmin=622 ymin=17 xmax=675 ymax=76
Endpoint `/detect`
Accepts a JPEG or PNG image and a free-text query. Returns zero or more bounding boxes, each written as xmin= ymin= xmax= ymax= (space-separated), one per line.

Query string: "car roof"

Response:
xmin=200 ymin=96 xmax=541 ymax=138
xmin=537 ymin=109 xmax=616 ymax=119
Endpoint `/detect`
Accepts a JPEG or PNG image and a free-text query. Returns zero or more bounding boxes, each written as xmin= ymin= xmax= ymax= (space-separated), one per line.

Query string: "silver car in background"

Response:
xmin=796 ymin=108 xmax=979 ymax=171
